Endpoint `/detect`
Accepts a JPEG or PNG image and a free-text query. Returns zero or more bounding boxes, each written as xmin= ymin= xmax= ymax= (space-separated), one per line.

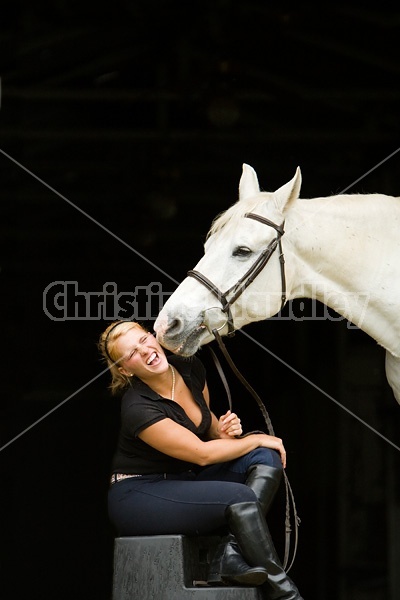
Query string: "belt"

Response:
xmin=110 ymin=470 xmax=196 ymax=486
xmin=110 ymin=473 xmax=143 ymax=485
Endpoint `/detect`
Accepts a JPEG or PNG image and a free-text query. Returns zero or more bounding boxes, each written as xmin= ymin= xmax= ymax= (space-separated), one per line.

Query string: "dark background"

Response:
xmin=1 ymin=3 xmax=400 ymax=599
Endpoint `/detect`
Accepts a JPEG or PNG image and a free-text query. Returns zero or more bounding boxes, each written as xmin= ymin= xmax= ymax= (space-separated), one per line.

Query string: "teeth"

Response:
xmin=147 ymin=352 xmax=157 ymax=365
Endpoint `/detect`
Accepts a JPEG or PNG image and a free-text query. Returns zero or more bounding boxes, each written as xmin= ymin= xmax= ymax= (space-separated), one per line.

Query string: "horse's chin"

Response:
xmin=160 ymin=325 xmax=211 ymax=357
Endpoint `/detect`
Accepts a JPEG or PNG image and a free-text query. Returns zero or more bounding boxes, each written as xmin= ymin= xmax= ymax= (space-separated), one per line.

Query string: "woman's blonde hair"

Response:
xmin=98 ymin=320 xmax=147 ymax=395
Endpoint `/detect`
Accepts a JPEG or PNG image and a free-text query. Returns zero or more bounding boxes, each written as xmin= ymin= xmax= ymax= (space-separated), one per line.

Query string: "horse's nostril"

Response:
xmin=167 ymin=318 xmax=183 ymax=336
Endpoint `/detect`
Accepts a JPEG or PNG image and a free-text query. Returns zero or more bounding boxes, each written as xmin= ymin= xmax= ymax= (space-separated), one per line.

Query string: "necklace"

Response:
xmin=170 ymin=364 xmax=176 ymax=401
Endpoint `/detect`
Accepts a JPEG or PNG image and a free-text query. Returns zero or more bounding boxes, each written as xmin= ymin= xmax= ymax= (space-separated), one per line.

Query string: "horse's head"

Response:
xmin=155 ymin=164 xmax=302 ymax=355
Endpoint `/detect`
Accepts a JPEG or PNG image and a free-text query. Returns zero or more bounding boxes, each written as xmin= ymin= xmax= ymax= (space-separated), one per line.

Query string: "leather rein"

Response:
xmin=187 ymin=211 xmax=300 ymax=571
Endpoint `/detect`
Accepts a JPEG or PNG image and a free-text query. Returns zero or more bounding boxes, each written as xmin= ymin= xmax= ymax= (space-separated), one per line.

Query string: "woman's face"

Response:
xmin=116 ymin=327 xmax=169 ymax=379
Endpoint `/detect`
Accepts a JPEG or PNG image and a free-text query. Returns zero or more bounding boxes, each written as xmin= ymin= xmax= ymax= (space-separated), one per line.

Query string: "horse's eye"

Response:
xmin=232 ymin=246 xmax=252 ymax=257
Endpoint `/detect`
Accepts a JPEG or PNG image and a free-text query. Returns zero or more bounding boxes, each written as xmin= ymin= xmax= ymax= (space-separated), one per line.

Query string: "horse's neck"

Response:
xmin=285 ymin=194 xmax=400 ymax=354
xmin=287 ymin=194 xmax=399 ymax=294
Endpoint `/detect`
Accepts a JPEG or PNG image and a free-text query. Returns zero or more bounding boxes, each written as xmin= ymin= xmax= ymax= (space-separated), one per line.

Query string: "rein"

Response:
xmin=208 ymin=330 xmax=300 ymax=573
xmin=186 ymin=211 xmax=300 ymax=570
xmin=188 ymin=212 xmax=286 ymax=337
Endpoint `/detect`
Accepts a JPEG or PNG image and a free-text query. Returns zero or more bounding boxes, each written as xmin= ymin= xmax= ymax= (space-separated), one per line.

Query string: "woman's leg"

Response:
xmin=201 ymin=448 xmax=284 ymax=586
xmin=108 ymin=472 xmax=270 ymax=587
xmin=196 ymin=447 xmax=282 ymax=485
xmin=108 ymin=474 xmax=257 ymax=537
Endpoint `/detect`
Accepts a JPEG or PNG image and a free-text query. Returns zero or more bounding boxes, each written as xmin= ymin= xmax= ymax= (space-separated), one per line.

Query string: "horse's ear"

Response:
xmin=273 ymin=167 xmax=302 ymax=213
xmin=239 ymin=164 xmax=260 ymax=201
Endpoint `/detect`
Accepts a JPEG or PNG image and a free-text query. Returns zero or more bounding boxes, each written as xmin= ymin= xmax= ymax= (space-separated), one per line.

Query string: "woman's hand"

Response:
xmin=218 ymin=410 xmax=243 ymax=439
xmin=256 ymin=434 xmax=287 ymax=468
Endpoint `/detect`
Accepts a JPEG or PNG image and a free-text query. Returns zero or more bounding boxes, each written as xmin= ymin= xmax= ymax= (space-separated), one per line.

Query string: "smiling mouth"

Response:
xmin=147 ymin=352 xmax=159 ymax=365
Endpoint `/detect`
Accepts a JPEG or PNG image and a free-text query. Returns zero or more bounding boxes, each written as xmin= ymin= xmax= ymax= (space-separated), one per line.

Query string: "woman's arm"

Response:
xmin=138 ymin=418 xmax=286 ymax=467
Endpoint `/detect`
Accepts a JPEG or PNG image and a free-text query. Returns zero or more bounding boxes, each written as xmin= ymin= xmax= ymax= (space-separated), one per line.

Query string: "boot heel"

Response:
xmin=207 ymin=534 xmax=268 ymax=587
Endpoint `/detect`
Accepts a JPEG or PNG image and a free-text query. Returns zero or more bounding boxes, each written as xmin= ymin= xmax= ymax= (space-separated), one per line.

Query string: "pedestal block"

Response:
xmin=112 ymin=535 xmax=263 ymax=599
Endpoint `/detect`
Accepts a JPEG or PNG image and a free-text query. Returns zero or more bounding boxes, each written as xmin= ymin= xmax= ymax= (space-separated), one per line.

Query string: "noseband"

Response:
xmin=187 ymin=212 xmax=286 ymax=336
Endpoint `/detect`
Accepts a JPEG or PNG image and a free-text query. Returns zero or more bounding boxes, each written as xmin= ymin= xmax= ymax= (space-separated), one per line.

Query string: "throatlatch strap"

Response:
xmin=208 ymin=330 xmax=300 ymax=572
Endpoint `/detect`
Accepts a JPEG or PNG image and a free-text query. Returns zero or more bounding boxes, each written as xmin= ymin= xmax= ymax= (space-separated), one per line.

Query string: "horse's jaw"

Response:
xmin=154 ymin=309 xmax=215 ymax=356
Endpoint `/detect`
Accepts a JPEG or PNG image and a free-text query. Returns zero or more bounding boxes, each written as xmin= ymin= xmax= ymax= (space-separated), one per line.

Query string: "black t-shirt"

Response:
xmin=111 ymin=355 xmax=212 ymax=475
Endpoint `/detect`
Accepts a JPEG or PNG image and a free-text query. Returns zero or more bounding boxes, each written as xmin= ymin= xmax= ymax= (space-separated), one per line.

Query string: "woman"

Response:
xmin=99 ymin=320 xmax=303 ymax=599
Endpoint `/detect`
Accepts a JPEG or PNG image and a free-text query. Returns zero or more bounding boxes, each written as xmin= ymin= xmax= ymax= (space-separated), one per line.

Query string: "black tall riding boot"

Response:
xmin=226 ymin=501 xmax=303 ymax=600
xmin=245 ymin=464 xmax=283 ymax=514
xmin=207 ymin=464 xmax=283 ymax=586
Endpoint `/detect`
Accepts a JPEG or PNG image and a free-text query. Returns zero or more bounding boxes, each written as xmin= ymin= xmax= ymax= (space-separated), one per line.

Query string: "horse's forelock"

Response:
xmin=207 ymin=193 xmax=270 ymax=239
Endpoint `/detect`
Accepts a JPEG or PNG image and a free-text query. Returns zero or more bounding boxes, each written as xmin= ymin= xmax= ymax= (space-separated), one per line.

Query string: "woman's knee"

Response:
xmin=248 ymin=447 xmax=283 ymax=470
xmin=228 ymin=484 xmax=258 ymax=506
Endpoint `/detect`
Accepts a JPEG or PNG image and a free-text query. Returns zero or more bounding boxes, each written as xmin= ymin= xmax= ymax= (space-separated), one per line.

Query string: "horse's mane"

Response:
xmin=207 ymin=190 xmax=399 ymax=241
xmin=207 ymin=192 xmax=271 ymax=239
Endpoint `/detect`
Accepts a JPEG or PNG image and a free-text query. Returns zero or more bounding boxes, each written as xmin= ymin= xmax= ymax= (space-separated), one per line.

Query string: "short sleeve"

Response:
xmin=121 ymin=394 xmax=167 ymax=438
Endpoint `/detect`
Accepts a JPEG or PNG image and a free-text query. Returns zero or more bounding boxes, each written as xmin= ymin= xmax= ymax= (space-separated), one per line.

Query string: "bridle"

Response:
xmin=187 ymin=212 xmax=286 ymax=336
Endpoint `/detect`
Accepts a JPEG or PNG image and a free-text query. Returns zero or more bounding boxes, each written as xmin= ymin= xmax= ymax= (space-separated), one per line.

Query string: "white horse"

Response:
xmin=154 ymin=164 xmax=400 ymax=403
